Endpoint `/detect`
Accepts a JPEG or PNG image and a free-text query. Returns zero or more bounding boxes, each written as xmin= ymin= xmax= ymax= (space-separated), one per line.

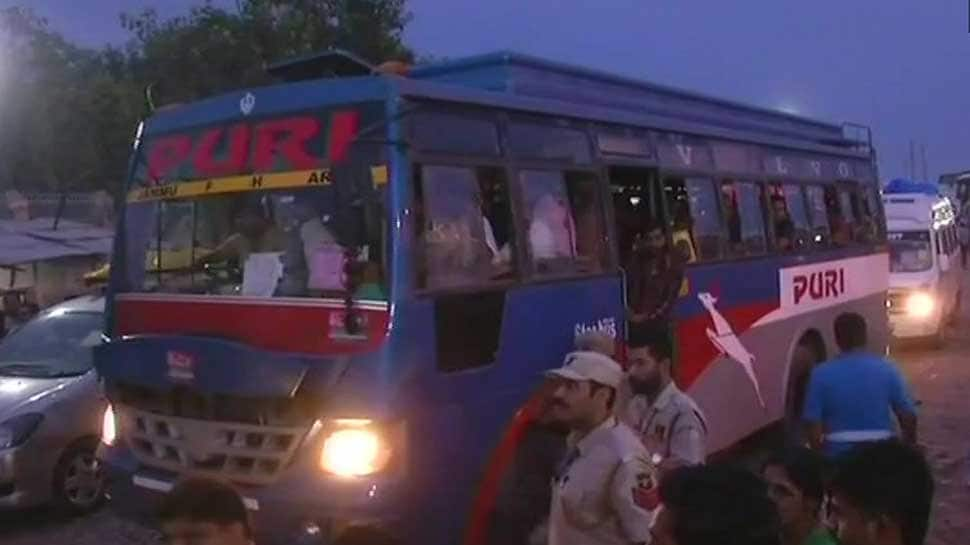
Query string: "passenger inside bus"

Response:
xmin=416 ymin=165 xmax=514 ymax=289
xmin=478 ymin=168 xmax=513 ymax=266
xmin=825 ymin=186 xmax=853 ymax=247
xmin=195 ymin=199 xmax=286 ymax=266
xmin=771 ymin=197 xmax=796 ymax=251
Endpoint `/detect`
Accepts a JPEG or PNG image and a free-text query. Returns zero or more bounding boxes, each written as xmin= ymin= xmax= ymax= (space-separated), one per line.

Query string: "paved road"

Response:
xmin=3 ymin=320 xmax=969 ymax=544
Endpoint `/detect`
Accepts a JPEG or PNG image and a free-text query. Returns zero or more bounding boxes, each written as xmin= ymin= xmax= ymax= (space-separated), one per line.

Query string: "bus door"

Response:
xmin=607 ymin=166 xmax=663 ymax=312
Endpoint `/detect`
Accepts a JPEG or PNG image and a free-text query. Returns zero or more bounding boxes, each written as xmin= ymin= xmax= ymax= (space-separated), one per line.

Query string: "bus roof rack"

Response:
xmin=409 ymin=51 xmax=864 ymax=149
xmin=884 ymin=178 xmax=940 ymax=196
xmin=267 ymin=49 xmax=376 ymax=82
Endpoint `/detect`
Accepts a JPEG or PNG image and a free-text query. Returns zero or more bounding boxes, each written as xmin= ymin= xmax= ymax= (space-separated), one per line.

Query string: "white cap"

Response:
xmin=545 ymin=351 xmax=624 ymax=389
xmin=574 ymin=331 xmax=616 ymax=357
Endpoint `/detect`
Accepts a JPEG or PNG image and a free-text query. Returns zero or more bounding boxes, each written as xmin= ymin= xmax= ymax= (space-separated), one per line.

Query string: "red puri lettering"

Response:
xmin=792 ymin=267 xmax=846 ymax=305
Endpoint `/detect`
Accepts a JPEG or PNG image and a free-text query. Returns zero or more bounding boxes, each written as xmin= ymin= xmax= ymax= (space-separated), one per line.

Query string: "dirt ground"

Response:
xmin=894 ymin=326 xmax=970 ymax=545
xmin=3 ymin=316 xmax=969 ymax=544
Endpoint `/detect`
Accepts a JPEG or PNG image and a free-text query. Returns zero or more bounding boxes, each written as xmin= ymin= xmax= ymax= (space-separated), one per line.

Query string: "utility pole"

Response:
xmin=921 ymin=144 xmax=928 ymax=181
xmin=909 ymin=140 xmax=916 ymax=179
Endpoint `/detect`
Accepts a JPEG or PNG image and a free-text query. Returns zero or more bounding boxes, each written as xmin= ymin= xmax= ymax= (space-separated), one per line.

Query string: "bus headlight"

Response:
xmin=906 ymin=292 xmax=935 ymax=318
xmin=320 ymin=420 xmax=394 ymax=477
xmin=101 ymin=405 xmax=117 ymax=447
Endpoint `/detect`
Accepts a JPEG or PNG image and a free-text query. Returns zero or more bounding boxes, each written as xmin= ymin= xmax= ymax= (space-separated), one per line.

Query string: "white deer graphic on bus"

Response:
xmin=697 ymin=292 xmax=766 ymax=408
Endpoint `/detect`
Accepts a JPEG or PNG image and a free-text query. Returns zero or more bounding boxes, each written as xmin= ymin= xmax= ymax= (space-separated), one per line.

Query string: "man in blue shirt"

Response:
xmin=803 ymin=313 xmax=918 ymax=457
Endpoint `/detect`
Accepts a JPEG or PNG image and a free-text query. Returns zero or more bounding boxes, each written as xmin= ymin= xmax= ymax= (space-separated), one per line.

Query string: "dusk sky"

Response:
xmin=10 ymin=0 xmax=969 ymax=181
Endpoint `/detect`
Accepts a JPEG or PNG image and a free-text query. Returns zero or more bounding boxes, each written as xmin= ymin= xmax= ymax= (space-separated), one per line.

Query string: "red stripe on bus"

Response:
xmin=329 ymin=110 xmax=360 ymax=163
xmin=115 ymin=298 xmax=388 ymax=355
xmin=676 ymin=301 xmax=777 ymax=387
xmin=463 ymin=392 xmax=544 ymax=545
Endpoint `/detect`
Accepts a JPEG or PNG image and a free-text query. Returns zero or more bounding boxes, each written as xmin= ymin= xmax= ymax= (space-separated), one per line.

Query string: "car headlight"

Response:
xmin=101 ymin=405 xmax=117 ymax=447
xmin=319 ymin=419 xmax=397 ymax=477
xmin=906 ymin=292 xmax=935 ymax=318
xmin=0 ymin=413 xmax=44 ymax=450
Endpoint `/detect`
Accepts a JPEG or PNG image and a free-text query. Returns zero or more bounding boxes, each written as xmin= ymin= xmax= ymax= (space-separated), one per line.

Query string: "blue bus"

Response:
xmin=96 ymin=50 xmax=888 ymax=545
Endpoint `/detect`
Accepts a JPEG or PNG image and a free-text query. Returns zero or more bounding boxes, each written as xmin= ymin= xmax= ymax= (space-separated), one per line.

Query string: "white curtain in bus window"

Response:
xmin=519 ymin=170 xmax=578 ymax=266
xmin=683 ymin=178 xmax=724 ymax=261
xmin=419 ymin=165 xmax=493 ymax=289
xmin=804 ymin=185 xmax=831 ymax=246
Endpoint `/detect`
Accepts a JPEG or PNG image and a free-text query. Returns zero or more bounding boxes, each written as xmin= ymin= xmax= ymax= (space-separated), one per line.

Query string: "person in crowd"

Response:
xmin=623 ymin=328 xmax=707 ymax=474
xmin=157 ymin=477 xmax=254 ymax=545
xmin=958 ymin=197 xmax=970 ymax=269
xmin=196 ymin=200 xmax=286 ymax=266
xmin=626 ymin=222 xmax=684 ymax=340
xmin=651 ymin=464 xmax=781 ymax=545
xmin=803 ymin=313 xmax=918 ymax=457
xmin=827 ymin=441 xmax=934 ymax=545
xmin=762 ymin=448 xmax=837 ymax=545
xmin=537 ymin=351 xmax=656 ymax=545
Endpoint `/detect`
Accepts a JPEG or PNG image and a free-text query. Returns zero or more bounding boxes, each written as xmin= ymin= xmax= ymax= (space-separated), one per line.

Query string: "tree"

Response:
xmin=120 ymin=0 xmax=413 ymax=106
xmin=0 ymin=1 xmax=415 ymax=196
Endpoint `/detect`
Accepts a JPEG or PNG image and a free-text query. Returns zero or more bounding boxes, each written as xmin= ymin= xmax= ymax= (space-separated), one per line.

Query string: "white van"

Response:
xmin=884 ymin=183 xmax=963 ymax=345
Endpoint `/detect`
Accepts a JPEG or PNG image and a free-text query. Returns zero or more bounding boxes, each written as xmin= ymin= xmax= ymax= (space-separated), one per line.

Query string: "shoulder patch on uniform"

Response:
xmin=632 ymin=471 xmax=660 ymax=511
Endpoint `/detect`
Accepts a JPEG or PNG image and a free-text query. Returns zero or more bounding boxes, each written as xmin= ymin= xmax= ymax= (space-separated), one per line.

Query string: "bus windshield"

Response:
xmin=888 ymin=231 xmax=932 ymax=273
xmin=120 ymin=104 xmax=387 ymax=300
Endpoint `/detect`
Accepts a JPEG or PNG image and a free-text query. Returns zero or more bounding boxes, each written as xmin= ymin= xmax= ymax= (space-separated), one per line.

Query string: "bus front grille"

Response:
xmin=117 ymin=405 xmax=308 ymax=486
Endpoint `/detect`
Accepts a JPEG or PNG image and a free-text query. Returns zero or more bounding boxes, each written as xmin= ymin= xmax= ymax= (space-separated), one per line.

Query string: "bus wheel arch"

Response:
xmin=782 ymin=330 xmax=826 ymax=445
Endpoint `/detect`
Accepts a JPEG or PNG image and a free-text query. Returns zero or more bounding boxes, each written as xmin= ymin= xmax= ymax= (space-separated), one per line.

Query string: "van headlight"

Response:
xmin=906 ymin=292 xmax=935 ymax=318
xmin=319 ymin=419 xmax=400 ymax=477
xmin=101 ymin=405 xmax=117 ymax=447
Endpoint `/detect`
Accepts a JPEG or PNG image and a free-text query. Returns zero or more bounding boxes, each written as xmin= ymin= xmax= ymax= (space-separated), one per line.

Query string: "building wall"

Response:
xmin=0 ymin=255 xmax=105 ymax=309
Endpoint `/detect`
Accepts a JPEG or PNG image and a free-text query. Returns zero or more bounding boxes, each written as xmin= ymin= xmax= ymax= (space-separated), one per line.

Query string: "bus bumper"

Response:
xmin=99 ymin=444 xmax=405 ymax=545
xmin=888 ymin=313 xmax=942 ymax=339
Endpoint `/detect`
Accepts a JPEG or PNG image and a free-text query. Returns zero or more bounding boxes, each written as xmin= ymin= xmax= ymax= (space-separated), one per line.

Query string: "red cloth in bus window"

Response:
xmin=529 ymin=195 xmax=576 ymax=260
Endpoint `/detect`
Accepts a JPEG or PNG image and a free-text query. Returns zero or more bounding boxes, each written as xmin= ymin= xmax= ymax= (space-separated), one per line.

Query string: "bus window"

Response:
xmin=411 ymin=112 xmax=500 ymax=157
xmin=768 ymin=183 xmax=811 ymax=251
xmin=824 ymin=186 xmax=852 ymax=246
xmin=415 ymin=165 xmax=516 ymax=290
xmin=609 ymin=167 xmax=660 ymax=267
xmin=863 ymin=185 xmax=886 ymax=242
xmin=722 ymin=181 xmax=767 ymax=256
xmin=805 ymin=185 xmax=831 ymax=247
xmin=508 ymin=122 xmax=592 ymax=164
xmin=518 ymin=169 xmax=606 ymax=275
xmin=664 ymin=177 xmax=724 ymax=262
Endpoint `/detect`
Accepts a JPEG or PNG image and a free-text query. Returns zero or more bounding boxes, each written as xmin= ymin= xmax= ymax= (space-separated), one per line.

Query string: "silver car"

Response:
xmin=0 ymin=295 xmax=106 ymax=513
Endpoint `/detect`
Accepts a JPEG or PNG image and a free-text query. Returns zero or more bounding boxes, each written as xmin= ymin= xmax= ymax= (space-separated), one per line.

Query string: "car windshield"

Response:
xmin=888 ymin=231 xmax=932 ymax=273
xmin=0 ymin=311 xmax=103 ymax=377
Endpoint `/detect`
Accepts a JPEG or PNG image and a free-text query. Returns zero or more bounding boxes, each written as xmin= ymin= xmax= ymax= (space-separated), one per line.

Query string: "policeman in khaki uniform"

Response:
xmin=624 ymin=330 xmax=707 ymax=473
xmin=539 ymin=351 xmax=658 ymax=545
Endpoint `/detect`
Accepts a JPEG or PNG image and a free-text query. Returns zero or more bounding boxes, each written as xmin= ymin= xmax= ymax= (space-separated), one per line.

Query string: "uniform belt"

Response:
xmin=826 ymin=430 xmax=894 ymax=442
